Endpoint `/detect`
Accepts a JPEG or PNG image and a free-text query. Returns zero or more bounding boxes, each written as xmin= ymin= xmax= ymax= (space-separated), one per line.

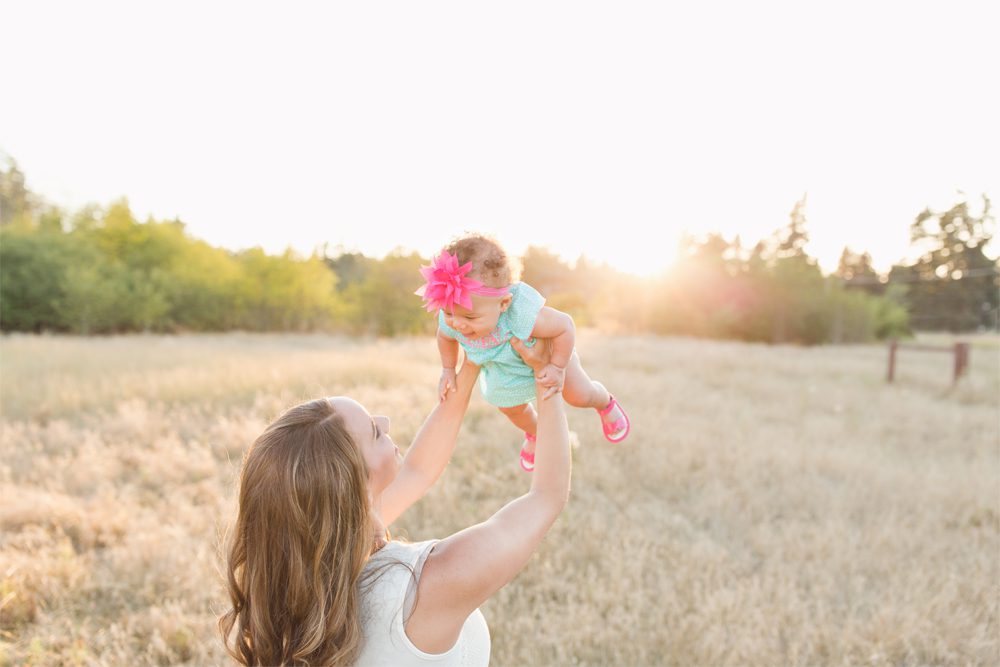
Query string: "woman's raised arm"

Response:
xmin=377 ymin=358 xmax=480 ymax=526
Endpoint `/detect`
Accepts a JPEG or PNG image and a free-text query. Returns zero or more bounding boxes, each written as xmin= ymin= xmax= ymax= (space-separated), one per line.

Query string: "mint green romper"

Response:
xmin=437 ymin=282 xmax=546 ymax=408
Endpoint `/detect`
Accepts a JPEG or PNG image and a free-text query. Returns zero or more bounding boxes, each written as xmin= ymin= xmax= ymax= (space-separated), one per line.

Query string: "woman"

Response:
xmin=220 ymin=336 xmax=569 ymax=665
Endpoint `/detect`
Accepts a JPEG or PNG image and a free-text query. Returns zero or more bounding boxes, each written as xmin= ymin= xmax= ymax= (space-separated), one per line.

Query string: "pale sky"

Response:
xmin=2 ymin=0 xmax=997 ymax=276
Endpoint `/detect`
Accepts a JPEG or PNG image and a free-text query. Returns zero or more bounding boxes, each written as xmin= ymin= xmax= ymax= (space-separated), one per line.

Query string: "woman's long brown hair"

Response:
xmin=220 ymin=398 xmax=376 ymax=666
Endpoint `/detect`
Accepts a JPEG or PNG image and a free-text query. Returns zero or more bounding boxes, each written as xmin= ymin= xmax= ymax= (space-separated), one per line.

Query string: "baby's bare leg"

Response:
xmin=563 ymin=351 xmax=628 ymax=440
xmin=498 ymin=403 xmax=538 ymax=436
xmin=562 ymin=351 xmax=611 ymax=410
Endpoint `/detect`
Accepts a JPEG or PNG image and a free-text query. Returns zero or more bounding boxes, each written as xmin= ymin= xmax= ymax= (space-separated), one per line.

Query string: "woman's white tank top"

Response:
xmin=355 ymin=539 xmax=491 ymax=666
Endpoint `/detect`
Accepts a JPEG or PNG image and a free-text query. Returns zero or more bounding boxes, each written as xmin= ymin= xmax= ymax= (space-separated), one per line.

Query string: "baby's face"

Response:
xmin=444 ymin=293 xmax=512 ymax=340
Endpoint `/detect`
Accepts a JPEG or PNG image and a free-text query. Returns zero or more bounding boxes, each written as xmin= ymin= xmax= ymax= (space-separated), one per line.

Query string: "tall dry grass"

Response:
xmin=1 ymin=332 xmax=997 ymax=666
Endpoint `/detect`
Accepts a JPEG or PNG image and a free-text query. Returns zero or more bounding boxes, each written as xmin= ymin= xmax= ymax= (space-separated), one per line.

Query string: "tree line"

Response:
xmin=1 ymin=157 xmax=996 ymax=342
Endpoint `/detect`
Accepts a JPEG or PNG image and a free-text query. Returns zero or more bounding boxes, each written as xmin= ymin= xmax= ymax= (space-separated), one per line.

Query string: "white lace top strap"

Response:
xmin=355 ymin=540 xmax=491 ymax=666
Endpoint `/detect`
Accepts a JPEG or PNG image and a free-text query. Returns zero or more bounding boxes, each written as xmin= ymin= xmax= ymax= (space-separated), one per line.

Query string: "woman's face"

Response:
xmin=328 ymin=397 xmax=400 ymax=497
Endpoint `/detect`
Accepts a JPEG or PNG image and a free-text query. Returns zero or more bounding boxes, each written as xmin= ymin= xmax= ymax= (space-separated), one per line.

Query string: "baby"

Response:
xmin=416 ymin=234 xmax=630 ymax=471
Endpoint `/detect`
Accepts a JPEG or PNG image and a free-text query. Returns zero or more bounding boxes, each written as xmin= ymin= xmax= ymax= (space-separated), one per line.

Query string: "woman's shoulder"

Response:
xmin=366 ymin=539 xmax=438 ymax=571
xmin=359 ymin=540 xmax=440 ymax=620
xmin=360 ymin=540 xmax=437 ymax=612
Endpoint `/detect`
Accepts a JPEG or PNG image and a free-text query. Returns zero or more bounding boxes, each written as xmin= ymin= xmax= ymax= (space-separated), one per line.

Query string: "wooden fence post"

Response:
xmin=953 ymin=342 xmax=970 ymax=384
xmin=887 ymin=340 xmax=898 ymax=383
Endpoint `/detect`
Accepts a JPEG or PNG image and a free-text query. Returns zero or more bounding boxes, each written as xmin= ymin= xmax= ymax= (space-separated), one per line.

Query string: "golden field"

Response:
xmin=0 ymin=332 xmax=997 ymax=666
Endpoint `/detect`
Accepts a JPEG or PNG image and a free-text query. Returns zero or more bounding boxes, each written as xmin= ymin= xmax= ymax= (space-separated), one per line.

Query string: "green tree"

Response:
xmin=649 ymin=233 xmax=736 ymax=337
xmin=325 ymin=250 xmax=374 ymax=291
xmin=342 ymin=251 xmax=429 ymax=336
xmin=56 ymin=260 xmax=131 ymax=334
xmin=836 ymin=247 xmax=883 ymax=294
xmin=520 ymin=246 xmax=574 ymax=295
xmin=895 ymin=194 xmax=998 ymax=331
xmin=520 ymin=246 xmax=592 ymax=322
xmin=0 ymin=228 xmax=72 ymax=330
xmin=0 ymin=155 xmax=32 ymax=227
xmin=80 ymin=200 xmax=183 ymax=331
xmin=761 ymin=195 xmax=826 ymax=343
xmin=236 ymin=248 xmax=341 ymax=331
xmin=166 ymin=240 xmax=244 ymax=330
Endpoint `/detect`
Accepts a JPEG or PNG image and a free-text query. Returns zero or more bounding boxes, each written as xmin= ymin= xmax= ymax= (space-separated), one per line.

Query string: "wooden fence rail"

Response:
xmin=887 ymin=340 xmax=970 ymax=385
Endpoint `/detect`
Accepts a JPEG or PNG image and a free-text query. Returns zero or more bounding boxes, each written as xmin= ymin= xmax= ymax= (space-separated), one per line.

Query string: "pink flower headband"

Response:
xmin=415 ymin=251 xmax=510 ymax=312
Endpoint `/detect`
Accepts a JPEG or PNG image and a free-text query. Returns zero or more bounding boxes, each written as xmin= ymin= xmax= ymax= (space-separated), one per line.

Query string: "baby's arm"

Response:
xmin=529 ymin=307 xmax=575 ymax=399
xmin=438 ymin=326 xmax=460 ymax=368
xmin=531 ymin=307 xmax=574 ymax=368
xmin=437 ymin=327 xmax=461 ymax=402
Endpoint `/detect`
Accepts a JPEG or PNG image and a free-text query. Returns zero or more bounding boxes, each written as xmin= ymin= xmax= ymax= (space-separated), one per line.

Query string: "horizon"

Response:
xmin=4 ymin=164 xmax=993 ymax=279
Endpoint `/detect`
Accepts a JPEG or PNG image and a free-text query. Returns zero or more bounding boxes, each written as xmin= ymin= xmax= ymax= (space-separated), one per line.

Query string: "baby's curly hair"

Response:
xmin=444 ymin=234 xmax=519 ymax=288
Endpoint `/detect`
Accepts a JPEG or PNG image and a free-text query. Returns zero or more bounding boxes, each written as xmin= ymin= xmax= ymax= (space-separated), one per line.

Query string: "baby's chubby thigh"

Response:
xmin=560 ymin=350 xmax=600 ymax=407
xmin=495 ymin=401 xmax=537 ymax=434
xmin=497 ymin=402 xmax=533 ymax=418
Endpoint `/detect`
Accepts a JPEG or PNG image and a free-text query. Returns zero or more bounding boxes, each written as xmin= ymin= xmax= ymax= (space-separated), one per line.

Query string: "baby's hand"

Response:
xmin=438 ymin=367 xmax=458 ymax=402
xmin=536 ymin=363 xmax=566 ymax=401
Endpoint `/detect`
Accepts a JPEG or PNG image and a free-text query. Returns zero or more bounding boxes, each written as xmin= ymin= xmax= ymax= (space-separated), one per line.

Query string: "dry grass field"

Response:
xmin=1 ymin=331 xmax=997 ymax=666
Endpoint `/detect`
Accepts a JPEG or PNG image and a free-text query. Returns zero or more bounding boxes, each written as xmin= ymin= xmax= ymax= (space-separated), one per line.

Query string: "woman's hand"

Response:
xmin=509 ymin=336 xmax=551 ymax=372
xmin=535 ymin=363 xmax=565 ymax=401
xmin=510 ymin=337 xmax=559 ymax=399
